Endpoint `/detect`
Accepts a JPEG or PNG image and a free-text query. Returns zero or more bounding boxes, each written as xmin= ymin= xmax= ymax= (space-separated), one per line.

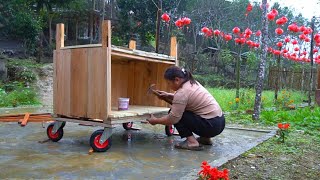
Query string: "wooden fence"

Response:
xmin=267 ymin=67 xmax=318 ymax=91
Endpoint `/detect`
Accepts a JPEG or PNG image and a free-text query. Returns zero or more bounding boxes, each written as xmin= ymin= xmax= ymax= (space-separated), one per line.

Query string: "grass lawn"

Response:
xmin=208 ymin=88 xmax=309 ymax=112
xmin=205 ymin=88 xmax=320 ymax=179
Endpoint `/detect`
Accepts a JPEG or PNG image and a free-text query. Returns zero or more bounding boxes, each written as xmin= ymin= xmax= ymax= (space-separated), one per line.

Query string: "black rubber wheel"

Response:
xmin=122 ymin=122 xmax=133 ymax=130
xmin=47 ymin=122 xmax=64 ymax=142
xmin=165 ymin=125 xmax=175 ymax=136
xmin=90 ymin=129 xmax=112 ymax=152
xmin=60 ymin=121 xmax=66 ymax=128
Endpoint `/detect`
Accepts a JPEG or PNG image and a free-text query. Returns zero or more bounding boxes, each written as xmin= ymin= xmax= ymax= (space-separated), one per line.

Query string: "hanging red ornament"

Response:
xmin=313 ymin=49 xmax=318 ymax=54
xmin=224 ymin=34 xmax=232 ymax=41
xmin=267 ymin=12 xmax=276 ymax=21
xmin=244 ymin=28 xmax=252 ymax=36
xmin=213 ymin=29 xmax=221 ymax=36
xmin=246 ymin=3 xmax=253 ymax=12
xmin=276 ymin=42 xmax=283 ymax=47
xmin=285 ymin=37 xmax=291 ymax=43
xmin=274 ymin=50 xmax=281 ymax=55
xmin=255 ymin=30 xmax=261 ymax=36
xmin=271 ymin=9 xmax=279 ymax=16
xmin=276 ymin=16 xmax=288 ymax=26
xmin=275 ymin=28 xmax=284 ymax=35
xmin=292 ymin=39 xmax=298 ymax=45
xmin=299 ymin=34 xmax=307 ymax=40
xmin=181 ymin=17 xmax=191 ymax=26
xmin=299 ymin=26 xmax=306 ymax=32
xmin=161 ymin=13 xmax=170 ymax=23
xmin=233 ymin=27 xmax=241 ymax=34
xmin=175 ymin=19 xmax=184 ymax=28
xmin=288 ymin=23 xmax=299 ymax=33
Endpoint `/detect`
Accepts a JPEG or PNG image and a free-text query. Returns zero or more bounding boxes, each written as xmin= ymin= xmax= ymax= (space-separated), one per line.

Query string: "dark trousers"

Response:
xmin=174 ymin=111 xmax=225 ymax=138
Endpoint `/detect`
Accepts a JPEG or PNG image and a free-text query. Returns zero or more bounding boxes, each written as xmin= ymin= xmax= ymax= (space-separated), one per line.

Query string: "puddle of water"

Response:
xmin=0 ymin=122 xmax=272 ymax=179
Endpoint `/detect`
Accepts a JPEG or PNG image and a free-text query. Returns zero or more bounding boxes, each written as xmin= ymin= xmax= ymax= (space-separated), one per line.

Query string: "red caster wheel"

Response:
xmin=47 ymin=122 xmax=64 ymax=142
xmin=122 ymin=122 xmax=133 ymax=130
xmin=90 ymin=129 xmax=112 ymax=152
xmin=165 ymin=125 xmax=175 ymax=136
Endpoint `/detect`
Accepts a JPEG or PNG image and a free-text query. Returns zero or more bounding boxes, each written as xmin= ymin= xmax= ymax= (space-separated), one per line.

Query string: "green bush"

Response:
xmin=0 ymin=86 xmax=39 ymax=107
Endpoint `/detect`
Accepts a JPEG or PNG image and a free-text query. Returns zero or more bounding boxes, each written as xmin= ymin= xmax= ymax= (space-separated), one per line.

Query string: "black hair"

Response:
xmin=164 ymin=66 xmax=197 ymax=85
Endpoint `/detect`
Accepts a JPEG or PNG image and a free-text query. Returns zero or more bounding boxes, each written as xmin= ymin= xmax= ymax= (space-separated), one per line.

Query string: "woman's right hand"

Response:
xmin=156 ymin=90 xmax=170 ymax=98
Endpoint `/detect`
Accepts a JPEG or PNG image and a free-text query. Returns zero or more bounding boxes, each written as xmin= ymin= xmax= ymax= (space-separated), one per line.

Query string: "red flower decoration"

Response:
xmin=294 ymin=47 xmax=300 ymax=51
xmin=313 ymin=49 xmax=319 ymax=54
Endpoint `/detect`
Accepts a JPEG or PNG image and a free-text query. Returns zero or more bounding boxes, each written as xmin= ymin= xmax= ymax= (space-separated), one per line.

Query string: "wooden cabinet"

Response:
xmin=53 ymin=20 xmax=177 ymax=125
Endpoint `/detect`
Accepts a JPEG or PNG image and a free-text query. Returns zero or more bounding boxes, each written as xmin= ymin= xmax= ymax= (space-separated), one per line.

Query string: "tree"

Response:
xmin=252 ymin=0 xmax=268 ymax=121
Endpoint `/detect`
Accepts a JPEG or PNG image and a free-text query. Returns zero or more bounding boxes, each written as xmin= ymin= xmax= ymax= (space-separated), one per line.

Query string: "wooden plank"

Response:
xmin=71 ymin=48 xmax=88 ymax=117
xmin=54 ymin=118 xmax=112 ymax=128
xmin=170 ymin=36 xmax=178 ymax=65
xmin=54 ymin=50 xmax=71 ymax=115
xmin=109 ymin=105 xmax=169 ymax=118
xmin=106 ymin=20 xmax=112 ymax=119
xmin=20 ymin=113 xmax=30 ymax=126
xmin=53 ymin=50 xmax=57 ymax=114
xmin=87 ymin=48 xmax=107 ymax=119
xmin=61 ymin=44 xmax=102 ymax=50
xmin=127 ymin=61 xmax=135 ymax=105
xmin=112 ymin=52 xmax=175 ymax=64
xmin=111 ymin=61 xmax=129 ymax=107
xmin=56 ymin=24 xmax=64 ymax=50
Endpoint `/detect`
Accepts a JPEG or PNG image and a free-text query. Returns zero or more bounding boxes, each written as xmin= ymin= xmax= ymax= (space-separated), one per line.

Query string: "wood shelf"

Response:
xmin=60 ymin=44 xmax=175 ymax=64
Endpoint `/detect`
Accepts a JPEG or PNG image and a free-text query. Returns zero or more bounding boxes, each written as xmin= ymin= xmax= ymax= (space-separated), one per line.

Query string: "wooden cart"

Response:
xmin=47 ymin=20 xmax=178 ymax=152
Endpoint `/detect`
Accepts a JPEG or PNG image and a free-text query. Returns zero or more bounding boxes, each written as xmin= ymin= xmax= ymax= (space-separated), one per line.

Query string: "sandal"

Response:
xmin=196 ymin=137 xmax=213 ymax=145
xmin=174 ymin=140 xmax=204 ymax=151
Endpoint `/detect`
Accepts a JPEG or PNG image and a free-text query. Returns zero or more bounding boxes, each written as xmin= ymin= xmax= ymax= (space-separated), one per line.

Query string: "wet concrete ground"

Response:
xmin=0 ymin=121 xmax=275 ymax=179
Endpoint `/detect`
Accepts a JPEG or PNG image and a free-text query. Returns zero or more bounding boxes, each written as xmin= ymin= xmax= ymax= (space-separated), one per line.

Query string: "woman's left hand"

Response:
xmin=147 ymin=114 xmax=157 ymax=125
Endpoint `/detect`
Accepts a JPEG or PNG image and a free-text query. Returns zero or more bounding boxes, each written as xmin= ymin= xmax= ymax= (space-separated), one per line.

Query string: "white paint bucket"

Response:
xmin=118 ymin=98 xmax=130 ymax=110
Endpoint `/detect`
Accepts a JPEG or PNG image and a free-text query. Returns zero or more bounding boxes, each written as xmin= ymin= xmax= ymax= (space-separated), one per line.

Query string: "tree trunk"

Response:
xmin=275 ymin=51 xmax=281 ymax=100
xmin=155 ymin=0 xmax=162 ymax=53
xmin=291 ymin=70 xmax=294 ymax=89
xmin=236 ymin=48 xmax=241 ymax=108
xmin=75 ymin=19 xmax=79 ymax=45
xmin=253 ymin=0 xmax=268 ymax=121
xmin=301 ymin=68 xmax=305 ymax=91
xmin=0 ymin=59 xmax=7 ymax=81
xmin=48 ymin=15 xmax=53 ymax=46
xmin=309 ymin=16 xmax=315 ymax=106
xmin=89 ymin=0 xmax=95 ymax=44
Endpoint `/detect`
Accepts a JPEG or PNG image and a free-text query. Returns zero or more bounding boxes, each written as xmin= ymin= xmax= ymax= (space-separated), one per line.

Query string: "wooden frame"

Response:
xmin=53 ymin=20 xmax=178 ymax=125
